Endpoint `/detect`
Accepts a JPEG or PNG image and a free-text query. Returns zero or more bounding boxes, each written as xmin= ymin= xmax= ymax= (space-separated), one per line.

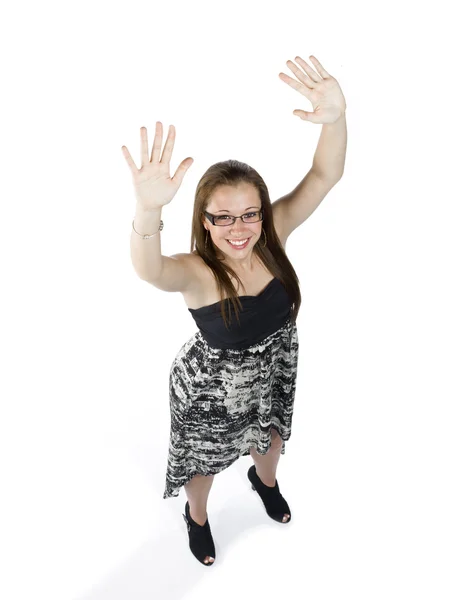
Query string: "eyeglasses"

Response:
xmin=204 ymin=209 xmax=264 ymax=226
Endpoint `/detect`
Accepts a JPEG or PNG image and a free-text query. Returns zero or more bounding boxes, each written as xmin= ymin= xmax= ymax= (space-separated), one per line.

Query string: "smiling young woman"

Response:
xmin=127 ymin=125 xmax=302 ymax=567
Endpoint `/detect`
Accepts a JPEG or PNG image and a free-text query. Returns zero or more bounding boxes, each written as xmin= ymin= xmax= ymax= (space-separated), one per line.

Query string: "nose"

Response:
xmin=229 ymin=229 xmax=249 ymax=238
xmin=230 ymin=222 xmax=249 ymax=233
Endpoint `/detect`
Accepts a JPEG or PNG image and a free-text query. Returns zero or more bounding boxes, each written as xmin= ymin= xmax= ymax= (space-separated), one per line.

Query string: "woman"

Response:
xmin=123 ymin=55 xmax=347 ymax=566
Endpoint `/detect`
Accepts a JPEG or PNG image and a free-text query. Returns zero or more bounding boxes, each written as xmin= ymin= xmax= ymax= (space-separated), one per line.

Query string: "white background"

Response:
xmin=1 ymin=0 xmax=448 ymax=599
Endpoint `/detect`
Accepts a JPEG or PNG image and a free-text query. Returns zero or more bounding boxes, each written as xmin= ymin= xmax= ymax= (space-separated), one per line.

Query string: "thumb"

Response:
xmin=172 ymin=157 xmax=194 ymax=185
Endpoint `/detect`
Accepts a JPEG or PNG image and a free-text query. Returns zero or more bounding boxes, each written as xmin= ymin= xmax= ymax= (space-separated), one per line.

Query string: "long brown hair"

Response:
xmin=190 ymin=159 xmax=301 ymax=330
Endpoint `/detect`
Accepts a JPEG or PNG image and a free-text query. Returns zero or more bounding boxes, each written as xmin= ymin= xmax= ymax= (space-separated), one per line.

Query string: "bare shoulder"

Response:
xmin=177 ymin=250 xmax=213 ymax=285
xmin=144 ymin=251 xmax=205 ymax=295
xmin=173 ymin=251 xmax=212 ymax=307
xmin=175 ymin=251 xmax=209 ymax=279
xmin=184 ymin=250 xmax=212 ymax=286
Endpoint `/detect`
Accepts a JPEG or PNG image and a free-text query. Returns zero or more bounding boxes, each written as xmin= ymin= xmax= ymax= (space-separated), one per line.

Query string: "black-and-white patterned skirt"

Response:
xmin=163 ymin=316 xmax=299 ymax=499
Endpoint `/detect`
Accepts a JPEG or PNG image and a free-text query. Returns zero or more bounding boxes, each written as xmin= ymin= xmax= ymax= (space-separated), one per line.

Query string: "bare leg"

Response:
xmin=184 ymin=474 xmax=215 ymax=564
xmin=249 ymin=429 xmax=290 ymax=523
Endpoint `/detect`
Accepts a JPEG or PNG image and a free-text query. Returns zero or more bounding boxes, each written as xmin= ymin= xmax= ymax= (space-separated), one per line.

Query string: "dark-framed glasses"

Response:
xmin=204 ymin=209 xmax=264 ymax=226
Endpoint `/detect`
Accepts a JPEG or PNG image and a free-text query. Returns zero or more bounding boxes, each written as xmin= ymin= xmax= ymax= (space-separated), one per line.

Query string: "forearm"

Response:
xmin=130 ymin=204 xmax=164 ymax=281
xmin=312 ymin=113 xmax=347 ymax=180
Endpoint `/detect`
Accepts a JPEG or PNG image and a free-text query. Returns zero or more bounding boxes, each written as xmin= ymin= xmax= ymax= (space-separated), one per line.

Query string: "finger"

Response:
xmin=171 ymin=157 xmax=194 ymax=187
xmin=308 ymin=55 xmax=331 ymax=79
xmin=294 ymin=109 xmax=320 ymax=123
xmin=286 ymin=59 xmax=315 ymax=89
xmin=293 ymin=109 xmax=308 ymax=120
xmin=121 ymin=145 xmax=139 ymax=177
xmin=139 ymin=125 xmax=150 ymax=166
xmin=293 ymin=56 xmax=321 ymax=83
xmin=160 ymin=124 xmax=175 ymax=164
xmin=279 ymin=71 xmax=305 ymax=89
xmin=279 ymin=71 xmax=311 ymax=100
xmin=150 ymin=121 xmax=162 ymax=163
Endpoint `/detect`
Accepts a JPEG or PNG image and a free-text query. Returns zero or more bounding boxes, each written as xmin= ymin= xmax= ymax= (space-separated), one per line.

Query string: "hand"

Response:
xmin=121 ymin=122 xmax=194 ymax=210
xmin=279 ymin=55 xmax=347 ymax=124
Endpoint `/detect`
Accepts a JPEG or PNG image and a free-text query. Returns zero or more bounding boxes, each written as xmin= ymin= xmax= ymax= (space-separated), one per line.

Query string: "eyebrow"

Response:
xmin=215 ymin=206 xmax=260 ymax=213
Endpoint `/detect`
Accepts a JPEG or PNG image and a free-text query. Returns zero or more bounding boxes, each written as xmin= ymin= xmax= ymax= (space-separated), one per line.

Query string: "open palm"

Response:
xmin=279 ymin=55 xmax=346 ymax=124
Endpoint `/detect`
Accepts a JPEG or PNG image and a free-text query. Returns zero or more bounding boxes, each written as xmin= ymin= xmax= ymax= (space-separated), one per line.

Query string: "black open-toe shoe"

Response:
xmin=182 ymin=501 xmax=216 ymax=566
xmin=247 ymin=464 xmax=291 ymax=523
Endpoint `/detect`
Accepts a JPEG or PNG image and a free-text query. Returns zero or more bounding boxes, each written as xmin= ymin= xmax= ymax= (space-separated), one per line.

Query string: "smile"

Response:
xmin=226 ymin=237 xmax=250 ymax=249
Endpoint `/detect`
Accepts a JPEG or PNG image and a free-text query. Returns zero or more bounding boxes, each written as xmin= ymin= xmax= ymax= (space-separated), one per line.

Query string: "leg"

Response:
xmin=184 ymin=474 xmax=215 ymax=564
xmin=249 ymin=429 xmax=290 ymax=523
xmin=249 ymin=428 xmax=282 ymax=487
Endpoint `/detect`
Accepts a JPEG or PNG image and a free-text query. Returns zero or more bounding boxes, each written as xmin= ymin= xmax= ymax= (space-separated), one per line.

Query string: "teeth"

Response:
xmin=227 ymin=238 xmax=248 ymax=246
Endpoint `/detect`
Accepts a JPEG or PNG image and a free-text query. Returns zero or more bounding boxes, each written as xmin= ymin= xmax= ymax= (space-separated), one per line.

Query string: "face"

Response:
xmin=203 ymin=183 xmax=263 ymax=265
